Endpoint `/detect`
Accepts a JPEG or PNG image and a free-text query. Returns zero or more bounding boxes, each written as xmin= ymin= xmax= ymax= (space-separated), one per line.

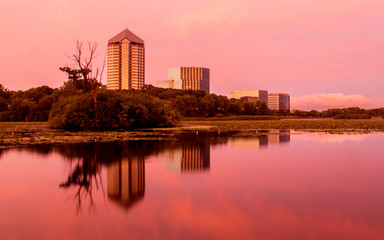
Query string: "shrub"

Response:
xmin=119 ymin=92 xmax=178 ymax=128
xmin=333 ymin=113 xmax=371 ymax=119
xmin=49 ymin=90 xmax=179 ymax=130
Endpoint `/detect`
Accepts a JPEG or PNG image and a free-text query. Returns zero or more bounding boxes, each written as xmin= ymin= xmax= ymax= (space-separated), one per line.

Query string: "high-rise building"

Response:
xmin=268 ymin=93 xmax=290 ymax=113
xmin=107 ymin=28 xmax=145 ymax=90
xmin=230 ymin=89 xmax=268 ymax=104
xmin=164 ymin=67 xmax=210 ymax=93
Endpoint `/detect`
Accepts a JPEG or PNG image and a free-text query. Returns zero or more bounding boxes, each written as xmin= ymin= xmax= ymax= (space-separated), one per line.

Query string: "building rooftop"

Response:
xmin=168 ymin=66 xmax=210 ymax=69
xmin=268 ymin=93 xmax=290 ymax=96
xmin=108 ymin=28 xmax=144 ymax=44
xmin=230 ymin=89 xmax=268 ymax=92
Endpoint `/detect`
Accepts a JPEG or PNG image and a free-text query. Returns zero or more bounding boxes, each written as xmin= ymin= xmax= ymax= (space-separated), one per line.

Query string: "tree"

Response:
xmin=9 ymin=98 xmax=34 ymax=121
xmin=175 ymin=95 xmax=199 ymax=117
xmin=243 ymin=102 xmax=257 ymax=115
xmin=255 ymin=100 xmax=270 ymax=115
xmin=0 ymin=97 xmax=8 ymax=112
xmin=60 ymin=40 xmax=105 ymax=107
xmin=0 ymin=84 xmax=11 ymax=100
xmin=228 ymin=99 xmax=243 ymax=115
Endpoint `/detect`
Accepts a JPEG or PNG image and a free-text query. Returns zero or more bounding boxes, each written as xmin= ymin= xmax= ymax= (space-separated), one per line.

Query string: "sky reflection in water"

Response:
xmin=0 ymin=131 xmax=384 ymax=240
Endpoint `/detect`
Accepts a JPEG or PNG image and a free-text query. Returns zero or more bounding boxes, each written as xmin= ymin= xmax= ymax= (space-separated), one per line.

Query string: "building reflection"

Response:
xmin=107 ymin=156 xmax=145 ymax=209
xmin=167 ymin=142 xmax=210 ymax=173
xmin=230 ymin=130 xmax=290 ymax=149
xmin=6 ymin=130 xmax=290 ymax=213
xmin=268 ymin=130 xmax=290 ymax=145
xmin=230 ymin=135 xmax=269 ymax=149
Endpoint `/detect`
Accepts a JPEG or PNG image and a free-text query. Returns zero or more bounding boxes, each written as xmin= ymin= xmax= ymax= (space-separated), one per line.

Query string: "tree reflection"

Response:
xmin=54 ymin=141 xmax=167 ymax=212
xmin=59 ymin=151 xmax=104 ymax=213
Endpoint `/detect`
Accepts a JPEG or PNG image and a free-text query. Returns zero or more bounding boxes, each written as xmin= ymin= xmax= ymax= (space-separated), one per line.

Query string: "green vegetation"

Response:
xmin=1 ymin=119 xmax=383 ymax=146
xmin=49 ymin=90 xmax=178 ymax=130
xmin=141 ymin=85 xmax=271 ymax=117
xmin=291 ymin=107 xmax=384 ymax=119
xmin=2 ymin=80 xmax=384 ymax=132
xmin=0 ymin=122 xmax=176 ymax=146
xmin=0 ymin=85 xmax=56 ymax=121
xmin=183 ymin=115 xmax=280 ymax=121
xmin=0 ymin=82 xmax=271 ymax=130
xmin=183 ymin=118 xmax=384 ymax=132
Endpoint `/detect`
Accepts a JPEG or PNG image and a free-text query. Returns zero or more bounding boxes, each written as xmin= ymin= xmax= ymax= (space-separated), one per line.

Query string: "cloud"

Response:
xmin=291 ymin=93 xmax=384 ymax=111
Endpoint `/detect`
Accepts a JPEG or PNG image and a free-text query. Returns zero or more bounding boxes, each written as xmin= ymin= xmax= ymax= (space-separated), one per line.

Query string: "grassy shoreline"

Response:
xmin=182 ymin=118 xmax=384 ymax=132
xmin=1 ymin=118 xmax=384 ymax=146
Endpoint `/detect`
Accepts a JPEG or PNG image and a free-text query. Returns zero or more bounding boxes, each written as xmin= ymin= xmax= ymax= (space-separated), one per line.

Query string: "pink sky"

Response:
xmin=0 ymin=0 xmax=383 ymax=110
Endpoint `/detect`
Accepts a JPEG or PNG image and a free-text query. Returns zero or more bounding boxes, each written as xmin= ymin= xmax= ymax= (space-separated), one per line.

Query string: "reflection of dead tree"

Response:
xmin=59 ymin=153 xmax=105 ymax=213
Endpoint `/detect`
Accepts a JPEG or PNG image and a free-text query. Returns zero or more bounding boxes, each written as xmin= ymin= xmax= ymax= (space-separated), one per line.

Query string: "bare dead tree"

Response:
xmin=62 ymin=39 xmax=105 ymax=107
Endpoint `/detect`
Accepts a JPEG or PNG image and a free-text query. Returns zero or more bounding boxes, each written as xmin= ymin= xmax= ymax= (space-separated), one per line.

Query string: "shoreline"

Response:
xmin=1 ymin=119 xmax=384 ymax=147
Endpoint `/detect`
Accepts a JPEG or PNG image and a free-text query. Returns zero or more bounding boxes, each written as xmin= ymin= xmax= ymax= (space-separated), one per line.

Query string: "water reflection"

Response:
xmin=268 ymin=130 xmax=290 ymax=144
xmin=59 ymin=151 xmax=103 ymax=212
xmin=167 ymin=138 xmax=210 ymax=172
xmin=107 ymin=157 xmax=145 ymax=209
xmin=0 ymin=130 xmax=291 ymax=212
xmin=3 ymin=131 xmax=383 ymax=239
xmin=230 ymin=130 xmax=290 ymax=148
xmin=54 ymin=141 xmax=160 ymax=211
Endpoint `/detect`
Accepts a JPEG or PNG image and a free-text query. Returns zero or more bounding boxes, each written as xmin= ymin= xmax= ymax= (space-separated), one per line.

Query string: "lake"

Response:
xmin=1 ymin=131 xmax=384 ymax=240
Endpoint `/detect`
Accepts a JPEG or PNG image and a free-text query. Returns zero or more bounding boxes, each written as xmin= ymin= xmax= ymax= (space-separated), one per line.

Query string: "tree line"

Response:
xmin=290 ymin=107 xmax=384 ymax=119
xmin=1 ymin=80 xmax=383 ymax=130
xmin=0 ymin=82 xmax=272 ymax=130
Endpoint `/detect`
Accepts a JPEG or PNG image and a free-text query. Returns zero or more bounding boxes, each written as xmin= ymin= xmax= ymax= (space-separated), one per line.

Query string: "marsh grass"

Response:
xmin=0 ymin=122 xmax=171 ymax=146
xmin=181 ymin=118 xmax=384 ymax=132
xmin=1 ymin=118 xmax=384 ymax=146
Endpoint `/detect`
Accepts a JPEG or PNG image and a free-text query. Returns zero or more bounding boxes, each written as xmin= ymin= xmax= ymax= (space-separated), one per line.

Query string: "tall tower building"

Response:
xmin=107 ymin=29 xmax=145 ymax=90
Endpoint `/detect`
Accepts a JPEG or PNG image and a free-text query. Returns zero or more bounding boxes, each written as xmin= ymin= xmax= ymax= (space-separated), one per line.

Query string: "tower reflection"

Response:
xmin=167 ymin=139 xmax=210 ymax=172
xmin=107 ymin=156 xmax=145 ymax=209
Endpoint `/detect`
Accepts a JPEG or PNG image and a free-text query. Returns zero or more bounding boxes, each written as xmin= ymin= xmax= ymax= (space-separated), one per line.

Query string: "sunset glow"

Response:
xmin=0 ymin=0 xmax=383 ymax=110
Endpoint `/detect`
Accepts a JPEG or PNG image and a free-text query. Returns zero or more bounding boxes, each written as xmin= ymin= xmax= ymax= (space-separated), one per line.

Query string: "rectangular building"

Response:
xmin=156 ymin=80 xmax=174 ymax=89
xmin=268 ymin=93 xmax=290 ymax=113
xmin=107 ymin=28 xmax=145 ymax=90
xmin=166 ymin=67 xmax=210 ymax=93
xmin=230 ymin=89 xmax=268 ymax=104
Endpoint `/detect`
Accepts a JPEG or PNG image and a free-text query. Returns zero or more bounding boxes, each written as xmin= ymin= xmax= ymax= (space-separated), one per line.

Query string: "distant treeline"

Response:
xmin=290 ymin=108 xmax=384 ymax=119
xmin=0 ymin=82 xmax=271 ymax=130
xmin=1 ymin=81 xmax=383 ymax=130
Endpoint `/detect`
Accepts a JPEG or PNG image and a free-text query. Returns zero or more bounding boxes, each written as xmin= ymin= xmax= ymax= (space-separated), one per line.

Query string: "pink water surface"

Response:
xmin=0 ymin=132 xmax=383 ymax=240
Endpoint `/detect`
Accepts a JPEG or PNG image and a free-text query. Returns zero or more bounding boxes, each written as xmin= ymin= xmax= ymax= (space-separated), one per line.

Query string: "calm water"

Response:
xmin=1 ymin=131 xmax=384 ymax=240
